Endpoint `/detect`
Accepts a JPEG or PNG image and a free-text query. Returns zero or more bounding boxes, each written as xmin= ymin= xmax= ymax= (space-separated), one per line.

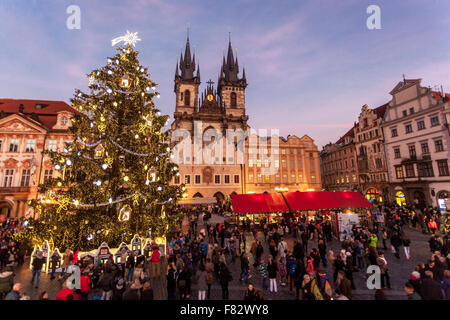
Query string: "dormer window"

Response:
xmin=61 ymin=117 xmax=68 ymax=125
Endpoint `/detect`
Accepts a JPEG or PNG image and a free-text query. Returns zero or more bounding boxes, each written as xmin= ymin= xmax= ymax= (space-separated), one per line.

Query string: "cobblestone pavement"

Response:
xmin=10 ymin=215 xmax=437 ymax=300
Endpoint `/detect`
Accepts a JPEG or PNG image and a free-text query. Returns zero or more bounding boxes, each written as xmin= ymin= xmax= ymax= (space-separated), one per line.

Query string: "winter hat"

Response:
xmin=410 ymin=271 xmax=420 ymax=280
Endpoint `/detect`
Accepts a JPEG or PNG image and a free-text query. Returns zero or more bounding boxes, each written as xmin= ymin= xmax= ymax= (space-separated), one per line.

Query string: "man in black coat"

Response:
xmin=420 ymin=271 xmax=444 ymax=300
xmin=123 ymin=283 xmax=140 ymax=300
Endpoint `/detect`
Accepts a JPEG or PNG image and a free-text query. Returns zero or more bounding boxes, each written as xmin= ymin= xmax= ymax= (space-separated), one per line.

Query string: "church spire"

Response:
xmin=180 ymin=32 xmax=195 ymax=80
xmin=175 ymin=58 xmax=179 ymax=79
xmin=196 ymin=61 xmax=200 ymax=81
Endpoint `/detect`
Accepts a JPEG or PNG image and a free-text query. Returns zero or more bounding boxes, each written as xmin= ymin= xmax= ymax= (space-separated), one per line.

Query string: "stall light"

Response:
xmin=306 ymin=188 xmax=315 ymax=191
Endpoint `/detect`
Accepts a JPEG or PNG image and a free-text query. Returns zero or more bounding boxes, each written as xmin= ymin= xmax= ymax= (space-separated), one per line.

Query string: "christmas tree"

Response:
xmin=19 ymin=32 xmax=185 ymax=251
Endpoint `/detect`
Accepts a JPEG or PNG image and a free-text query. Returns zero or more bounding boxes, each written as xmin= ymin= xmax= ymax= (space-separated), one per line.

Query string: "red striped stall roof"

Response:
xmin=231 ymin=191 xmax=372 ymax=213
xmin=231 ymin=193 xmax=289 ymax=214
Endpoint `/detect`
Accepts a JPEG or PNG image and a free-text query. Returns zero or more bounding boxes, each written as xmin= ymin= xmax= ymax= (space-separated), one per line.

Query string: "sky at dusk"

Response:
xmin=0 ymin=0 xmax=449 ymax=148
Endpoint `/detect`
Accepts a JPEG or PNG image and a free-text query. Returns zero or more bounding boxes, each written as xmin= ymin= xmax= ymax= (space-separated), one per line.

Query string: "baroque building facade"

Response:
xmin=320 ymin=126 xmax=359 ymax=192
xmin=0 ymin=99 xmax=75 ymax=218
xmin=381 ymin=78 xmax=450 ymax=211
xmin=354 ymin=104 xmax=390 ymax=203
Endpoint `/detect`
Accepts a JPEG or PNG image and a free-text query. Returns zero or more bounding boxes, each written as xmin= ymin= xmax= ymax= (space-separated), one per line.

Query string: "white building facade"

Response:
xmin=381 ymin=79 xmax=450 ymax=212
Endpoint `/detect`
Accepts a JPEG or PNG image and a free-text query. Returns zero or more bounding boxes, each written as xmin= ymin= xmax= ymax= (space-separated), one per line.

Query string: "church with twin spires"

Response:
xmin=170 ymin=33 xmax=249 ymax=203
xmin=170 ymin=33 xmax=322 ymax=203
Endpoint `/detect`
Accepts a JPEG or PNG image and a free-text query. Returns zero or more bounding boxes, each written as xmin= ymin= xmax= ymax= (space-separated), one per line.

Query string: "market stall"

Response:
xmin=230 ymin=193 xmax=289 ymax=225
xmin=231 ymin=191 xmax=372 ymax=240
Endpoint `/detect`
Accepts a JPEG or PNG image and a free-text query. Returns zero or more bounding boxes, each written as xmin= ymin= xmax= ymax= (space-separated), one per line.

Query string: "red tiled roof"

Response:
xmin=0 ymin=99 xmax=76 ymax=130
xmin=373 ymin=103 xmax=388 ymax=118
xmin=432 ymin=91 xmax=450 ymax=100
xmin=0 ymin=99 xmax=74 ymax=115
xmin=336 ymin=123 xmax=357 ymax=144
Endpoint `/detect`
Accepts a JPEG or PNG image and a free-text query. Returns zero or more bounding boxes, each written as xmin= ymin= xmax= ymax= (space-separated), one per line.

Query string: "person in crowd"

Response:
xmin=404 ymin=282 xmax=422 ymax=300
xmin=377 ymin=251 xmax=391 ymax=289
xmin=301 ymin=274 xmax=323 ymax=300
xmin=30 ymin=250 xmax=44 ymax=289
xmin=196 ymin=263 xmax=208 ymax=300
xmin=244 ymin=283 xmax=258 ymax=300
xmin=267 ymin=255 xmax=278 ymax=293
xmin=5 ymin=283 xmax=22 ymax=300
xmin=218 ymin=262 xmax=232 ymax=300
xmin=335 ymin=270 xmax=352 ymax=300
xmin=141 ymin=281 xmax=154 ymax=300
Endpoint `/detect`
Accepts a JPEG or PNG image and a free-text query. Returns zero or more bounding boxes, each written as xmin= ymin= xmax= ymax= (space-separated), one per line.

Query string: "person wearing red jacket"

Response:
xmin=80 ymin=273 xmax=92 ymax=300
xmin=150 ymin=247 xmax=161 ymax=279
xmin=56 ymin=282 xmax=79 ymax=300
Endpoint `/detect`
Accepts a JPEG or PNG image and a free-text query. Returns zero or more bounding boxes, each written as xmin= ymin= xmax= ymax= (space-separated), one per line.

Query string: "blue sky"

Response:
xmin=0 ymin=0 xmax=449 ymax=148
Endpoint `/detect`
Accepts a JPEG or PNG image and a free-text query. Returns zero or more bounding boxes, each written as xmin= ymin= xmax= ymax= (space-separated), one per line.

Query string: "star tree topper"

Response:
xmin=111 ymin=31 xmax=142 ymax=47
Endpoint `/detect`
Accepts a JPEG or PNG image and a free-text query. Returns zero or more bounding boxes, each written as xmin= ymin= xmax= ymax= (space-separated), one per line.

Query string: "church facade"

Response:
xmin=170 ymin=34 xmax=322 ymax=202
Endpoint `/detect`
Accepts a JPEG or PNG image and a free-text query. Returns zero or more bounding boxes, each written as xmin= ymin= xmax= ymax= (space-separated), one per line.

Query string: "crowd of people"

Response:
xmin=0 ymin=202 xmax=449 ymax=300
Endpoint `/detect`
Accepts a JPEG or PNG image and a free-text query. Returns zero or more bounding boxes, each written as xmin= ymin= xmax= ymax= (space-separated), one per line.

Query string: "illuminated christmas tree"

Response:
xmin=19 ymin=32 xmax=185 ymax=251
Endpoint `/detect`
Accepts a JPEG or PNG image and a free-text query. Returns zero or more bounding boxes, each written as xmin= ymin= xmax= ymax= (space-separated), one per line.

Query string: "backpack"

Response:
xmin=289 ymin=262 xmax=296 ymax=276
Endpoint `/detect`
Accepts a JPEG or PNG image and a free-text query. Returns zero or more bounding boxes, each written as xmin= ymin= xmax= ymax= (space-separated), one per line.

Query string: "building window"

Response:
xmin=275 ymin=175 xmax=280 ymax=183
xmin=184 ymin=90 xmax=191 ymax=106
xmin=417 ymin=120 xmax=425 ymax=131
xmin=282 ymin=175 xmax=288 ymax=183
xmin=375 ymin=158 xmax=382 ymax=169
xmin=297 ymin=159 xmax=302 ymax=168
xmin=408 ymin=145 xmax=416 ymax=158
xmin=435 ymin=139 xmax=444 ymax=152
xmin=391 ymin=128 xmax=398 ymax=137
xmin=309 ymin=152 xmax=313 ymax=158
xmin=25 ymin=139 xmax=36 ymax=153
xmin=430 ymin=116 xmax=439 ymax=127
xmin=248 ymin=174 xmax=253 ymax=183
xmin=405 ymin=164 xmax=415 ymax=177
xmin=20 ymin=169 xmax=31 ymax=187
xmin=282 ymin=160 xmax=287 ymax=168
xmin=418 ymin=162 xmax=434 ymax=177
xmin=61 ymin=117 xmax=68 ymax=125
xmin=409 ymin=107 xmax=414 ymax=115
xmin=437 ymin=160 xmax=449 ymax=176
xmin=402 ymin=110 xmax=407 ymax=117
xmin=281 ymin=149 xmax=286 ymax=155
xmin=290 ymin=160 xmax=295 ymax=168
xmin=234 ymin=175 xmax=240 ymax=184
xmin=3 ymin=169 xmax=14 ymax=187
xmin=264 ymin=159 xmax=269 ymax=168
xmin=44 ymin=169 xmax=53 ymax=181
xmin=257 ymin=174 xmax=262 ymax=183
xmin=215 ymin=174 xmax=221 ymax=184
xmin=224 ymin=175 xmax=230 ymax=184
xmin=352 ymin=175 xmax=356 ymax=182
xmin=257 ymin=159 xmax=261 ymax=167
xmin=47 ymin=140 xmax=57 ymax=152
xmin=248 ymin=159 xmax=253 ymax=167
xmin=9 ymin=139 xmax=19 ymax=152
xmin=274 ymin=160 xmax=279 ymax=168
xmin=264 ymin=175 xmax=270 ymax=183
xmin=395 ymin=166 xmax=404 ymax=179
xmin=230 ymin=92 xmax=237 ymax=107
xmin=421 ymin=142 xmax=429 ymax=154
xmin=405 ymin=124 xmax=412 ymax=134
xmin=184 ymin=175 xmax=191 ymax=184
xmin=310 ymin=161 xmax=315 ymax=170
xmin=194 ymin=175 xmax=201 ymax=184
xmin=290 ymin=174 xmax=296 ymax=183
xmin=394 ymin=147 xmax=401 ymax=159
xmin=346 ymin=176 xmax=349 ymax=183
xmin=298 ymin=174 xmax=303 ymax=183
xmin=174 ymin=175 xmax=180 ymax=184
xmin=351 ymin=159 xmax=354 ymax=167
xmin=311 ymin=175 xmax=316 ymax=183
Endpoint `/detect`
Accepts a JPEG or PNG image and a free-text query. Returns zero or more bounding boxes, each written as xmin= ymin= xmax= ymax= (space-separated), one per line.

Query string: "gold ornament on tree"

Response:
xmin=119 ymin=74 xmax=131 ymax=88
xmin=147 ymin=168 xmax=158 ymax=182
xmin=118 ymin=205 xmax=132 ymax=222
